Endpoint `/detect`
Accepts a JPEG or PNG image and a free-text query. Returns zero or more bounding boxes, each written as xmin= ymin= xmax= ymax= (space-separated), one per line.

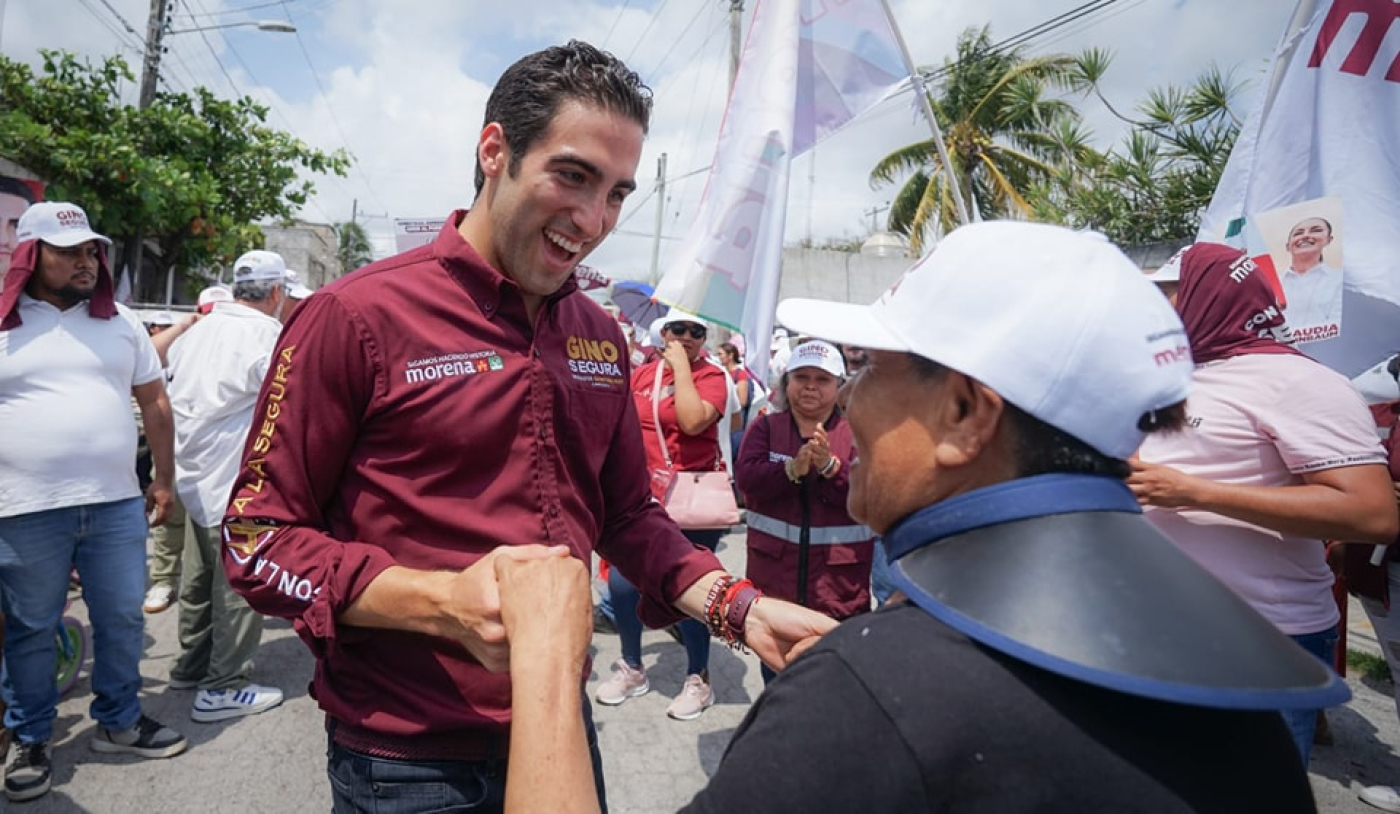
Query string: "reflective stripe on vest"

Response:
xmin=745 ymin=511 xmax=872 ymax=546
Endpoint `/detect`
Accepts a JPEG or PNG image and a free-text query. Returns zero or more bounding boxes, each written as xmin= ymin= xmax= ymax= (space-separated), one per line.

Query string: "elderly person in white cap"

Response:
xmin=163 ymin=249 xmax=289 ymax=724
xmin=494 ymin=221 xmax=1339 ymax=813
xmin=0 ymin=202 xmax=187 ymax=802
xmin=734 ymin=339 xmax=871 ymax=683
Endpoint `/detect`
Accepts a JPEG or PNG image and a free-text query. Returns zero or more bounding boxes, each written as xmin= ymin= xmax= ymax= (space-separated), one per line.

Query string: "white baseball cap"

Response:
xmin=232 ymin=250 xmax=290 ymax=284
xmin=148 ymin=310 xmax=176 ymax=327
xmin=197 ymin=285 xmax=234 ymax=313
xmin=776 ymin=221 xmax=1193 ymax=460
xmin=16 ymin=201 xmax=113 ymax=247
xmin=286 ymin=269 xmax=315 ymax=299
xmin=786 ymin=340 xmax=846 ymax=378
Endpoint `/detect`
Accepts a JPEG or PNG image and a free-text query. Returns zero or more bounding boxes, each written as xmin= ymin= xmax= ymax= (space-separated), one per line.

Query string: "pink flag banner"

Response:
xmin=655 ymin=0 xmax=909 ymax=383
xmin=1200 ymin=0 xmax=1400 ymax=377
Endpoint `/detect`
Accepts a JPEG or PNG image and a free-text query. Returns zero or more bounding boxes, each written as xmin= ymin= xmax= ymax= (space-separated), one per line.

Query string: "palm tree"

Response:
xmin=335 ymin=220 xmax=373 ymax=274
xmin=870 ymin=26 xmax=1087 ymax=253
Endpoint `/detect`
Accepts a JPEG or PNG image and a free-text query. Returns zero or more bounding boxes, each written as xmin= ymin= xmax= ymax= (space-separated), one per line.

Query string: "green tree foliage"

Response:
xmin=335 ymin=220 xmax=373 ymax=273
xmin=1033 ymin=50 xmax=1244 ymax=245
xmin=0 ymin=50 xmax=351 ymax=285
xmin=870 ymin=26 xmax=1088 ymax=253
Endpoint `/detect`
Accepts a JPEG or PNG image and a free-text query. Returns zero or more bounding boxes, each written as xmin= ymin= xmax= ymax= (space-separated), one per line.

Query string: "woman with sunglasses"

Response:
xmin=596 ymin=314 xmax=731 ymax=721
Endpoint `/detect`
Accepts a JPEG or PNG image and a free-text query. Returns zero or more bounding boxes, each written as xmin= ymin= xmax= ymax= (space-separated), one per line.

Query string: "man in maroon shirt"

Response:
xmin=220 ymin=40 xmax=832 ymax=814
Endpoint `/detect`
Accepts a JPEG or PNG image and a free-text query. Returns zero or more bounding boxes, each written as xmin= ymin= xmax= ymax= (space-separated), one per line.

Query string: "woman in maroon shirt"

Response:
xmin=734 ymin=340 xmax=872 ymax=683
xmin=596 ymin=315 xmax=730 ymax=721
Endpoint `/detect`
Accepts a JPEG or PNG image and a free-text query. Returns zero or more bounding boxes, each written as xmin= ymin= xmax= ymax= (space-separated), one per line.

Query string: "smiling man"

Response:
xmin=0 ymin=202 xmax=187 ymax=803
xmin=220 ymin=41 xmax=832 ymax=814
xmin=0 ymin=177 xmax=36 ymax=282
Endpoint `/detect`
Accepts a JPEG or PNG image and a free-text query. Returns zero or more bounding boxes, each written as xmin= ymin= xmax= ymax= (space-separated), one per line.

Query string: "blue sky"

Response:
xmin=5 ymin=0 xmax=1288 ymax=279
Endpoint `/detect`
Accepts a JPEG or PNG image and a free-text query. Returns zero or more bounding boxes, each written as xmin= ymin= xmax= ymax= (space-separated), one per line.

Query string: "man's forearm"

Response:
xmin=142 ymin=396 xmax=176 ymax=486
xmin=1190 ymin=474 xmax=1396 ymax=543
xmin=504 ymin=651 xmax=598 ymax=814
xmin=338 ymin=566 xmax=457 ymax=636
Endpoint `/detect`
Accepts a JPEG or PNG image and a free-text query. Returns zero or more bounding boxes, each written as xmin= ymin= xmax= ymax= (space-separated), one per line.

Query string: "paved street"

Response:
xmin=14 ymin=527 xmax=1400 ymax=812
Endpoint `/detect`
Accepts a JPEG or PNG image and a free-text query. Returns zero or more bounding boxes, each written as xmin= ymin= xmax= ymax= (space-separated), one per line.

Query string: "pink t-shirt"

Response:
xmin=1139 ymin=353 xmax=1385 ymax=635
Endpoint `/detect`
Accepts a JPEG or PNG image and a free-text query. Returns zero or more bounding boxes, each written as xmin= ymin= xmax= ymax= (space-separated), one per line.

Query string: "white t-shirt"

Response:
xmin=167 ymin=301 xmax=282 ymax=527
xmin=1281 ymin=262 xmax=1343 ymax=339
xmin=1139 ymin=353 xmax=1384 ymax=635
xmin=0 ymin=297 xmax=163 ymax=517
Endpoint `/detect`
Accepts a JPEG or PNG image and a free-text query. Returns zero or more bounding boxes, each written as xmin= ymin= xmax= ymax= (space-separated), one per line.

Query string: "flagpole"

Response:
xmin=877 ymin=0 xmax=969 ymax=227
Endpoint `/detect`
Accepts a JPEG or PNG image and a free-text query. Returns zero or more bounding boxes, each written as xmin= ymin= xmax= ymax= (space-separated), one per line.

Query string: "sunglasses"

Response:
xmin=665 ymin=323 xmax=707 ymax=340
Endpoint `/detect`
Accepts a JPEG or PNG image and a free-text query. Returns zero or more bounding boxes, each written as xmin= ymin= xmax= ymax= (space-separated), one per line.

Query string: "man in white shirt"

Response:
xmin=0 ymin=202 xmax=188 ymax=803
xmin=1280 ymin=216 xmax=1344 ymax=342
xmin=166 ymin=249 xmax=289 ymax=723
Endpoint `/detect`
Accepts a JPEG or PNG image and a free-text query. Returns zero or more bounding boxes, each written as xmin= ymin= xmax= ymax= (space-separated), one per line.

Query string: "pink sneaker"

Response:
xmin=666 ymin=674 xmax=714 ymax=721
xmin=595 ymin=660 xmax=649 ymax=706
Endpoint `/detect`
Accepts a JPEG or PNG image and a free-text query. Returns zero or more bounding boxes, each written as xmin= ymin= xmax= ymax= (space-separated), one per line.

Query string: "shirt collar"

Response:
xmin=883 ymin=473 xmax=1140 ymax=562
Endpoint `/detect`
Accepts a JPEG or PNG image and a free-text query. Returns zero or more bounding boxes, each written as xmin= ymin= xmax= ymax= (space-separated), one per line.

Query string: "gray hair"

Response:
xmin=233 ymin=280 xmax=282 ymax=303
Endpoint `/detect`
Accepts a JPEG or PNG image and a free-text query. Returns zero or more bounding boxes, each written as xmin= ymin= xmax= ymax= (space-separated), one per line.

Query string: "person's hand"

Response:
xmin=495 ymin=548 xmax=590 ymax=671
xmin=443 ymin=545 xmax=571 ymax=672
xmin=805 ymin=424 xmax=833 ymax=471
xmin=1127 ymin=459 xmax=1202 ymax=509
xmin=145 ymin=479 xmax=175 ymax=526
xmin=790 ymin=444 xmax=816 ymax=478
xmin=660 ymin=339 xmax=693 ymax=374
xmin=743 ymin=597 xmax=838 ymax=672
xmin=178 ymin=313 xmax=201 ymax=331
xmin=1392 ymin=480 xmax=1400 ymax=505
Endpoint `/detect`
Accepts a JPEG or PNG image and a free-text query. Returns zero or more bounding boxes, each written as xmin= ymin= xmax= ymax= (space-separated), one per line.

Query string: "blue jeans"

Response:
xmin=0 ymin=498 xmax=148 ymax=743
xmin=327 ymin=701 xmax=608 ymax=813
xmin=869 ymin=537 xmax=897 ymax=606
xmin=1281 ymin=625 xmax=1338 ymax=765
xmin=609 ymin=528 xmax=722 ymax=675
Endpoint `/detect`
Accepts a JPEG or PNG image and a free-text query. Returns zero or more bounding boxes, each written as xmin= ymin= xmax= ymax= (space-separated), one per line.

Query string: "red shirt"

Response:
xmin=222 ymin=212 xmax=720 ymax=760
xmin=632 ymin=356 xmax=728 ymax=473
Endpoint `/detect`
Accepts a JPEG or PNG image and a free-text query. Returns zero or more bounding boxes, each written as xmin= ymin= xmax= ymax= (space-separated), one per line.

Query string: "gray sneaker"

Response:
xmin=666 ymin=674 xmax=715 ymax=721
xmin=595 ymin=659 xmax=649 ymax=706
xmin=4 ymin=741 xmax=51 ymax=801
xmin=91 ymin=715 xmax=187 ymax=759
xmin=191 ymin=684 xmax=284 ymax=723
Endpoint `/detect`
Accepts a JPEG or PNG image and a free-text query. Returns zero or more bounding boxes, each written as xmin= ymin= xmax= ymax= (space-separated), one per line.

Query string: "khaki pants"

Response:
xmin=147 ymin=496 xmax=187 ymax=588
xmin=171 ymin=523 xmax=263 ymax=691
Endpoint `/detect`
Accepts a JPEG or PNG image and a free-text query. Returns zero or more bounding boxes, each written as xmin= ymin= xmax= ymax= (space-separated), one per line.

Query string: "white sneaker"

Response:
xmin=191 ymin=684 xmax=284 ymax=723
xmin=1361 ymin=785 xmax=1400 ymax=813
xmin=142 ymin=584 xmax=175 ymax=614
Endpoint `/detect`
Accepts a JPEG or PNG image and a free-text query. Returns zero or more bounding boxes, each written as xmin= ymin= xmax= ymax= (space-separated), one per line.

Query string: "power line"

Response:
xmin=276 ymin=0 xmax=391 ymax=223
xmin=600 ymin=0 xmax=634 ymax=51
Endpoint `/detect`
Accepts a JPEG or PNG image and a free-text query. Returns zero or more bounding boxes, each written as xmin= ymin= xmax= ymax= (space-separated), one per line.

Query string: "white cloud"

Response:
xmin=8 ymin=0 xmax=1288 ymax=276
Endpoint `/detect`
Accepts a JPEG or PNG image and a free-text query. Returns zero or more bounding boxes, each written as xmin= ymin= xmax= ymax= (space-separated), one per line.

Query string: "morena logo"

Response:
xmin=1308 ymin=0 xmax=1400 ymax=82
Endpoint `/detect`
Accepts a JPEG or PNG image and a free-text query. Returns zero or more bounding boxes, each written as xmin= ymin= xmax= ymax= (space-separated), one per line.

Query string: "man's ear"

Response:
xmin=932 ymin=372 xmax=1005 ymax=470
xmin=478 ymin=122 xmax=508 ymax=181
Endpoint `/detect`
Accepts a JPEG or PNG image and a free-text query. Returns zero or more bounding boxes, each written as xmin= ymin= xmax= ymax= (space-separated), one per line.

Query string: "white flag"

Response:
xmin=1200 ymin=0 xmax=1400 ymax=377
xmin=654 ymin=0 xmax=909 ymax=384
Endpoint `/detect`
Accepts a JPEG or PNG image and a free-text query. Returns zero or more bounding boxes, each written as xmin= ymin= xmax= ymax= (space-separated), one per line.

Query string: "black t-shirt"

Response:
xmin=683 ymin=603 xmax=1314 ymax=813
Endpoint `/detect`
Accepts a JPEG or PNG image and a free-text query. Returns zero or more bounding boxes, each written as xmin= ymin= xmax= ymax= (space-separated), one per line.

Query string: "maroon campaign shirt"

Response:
xmin=222 ymin=212 xmax=720 ymax=760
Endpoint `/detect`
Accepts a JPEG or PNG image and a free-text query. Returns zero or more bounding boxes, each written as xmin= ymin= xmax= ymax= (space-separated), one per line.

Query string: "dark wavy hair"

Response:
xmin=473 ymin=40 xmax=652 ymax=196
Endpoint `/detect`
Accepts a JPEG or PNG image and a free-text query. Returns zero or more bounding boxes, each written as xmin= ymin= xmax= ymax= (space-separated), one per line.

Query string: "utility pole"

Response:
xmin=728 ymin=0 xmax=743 ymax=92
xmin=131 ymin=0 xmax=171 ymax=301
xmin=648 ymin=153 xmax=667 ymax=286
xmin=139 ymin=0 xmax=171 ymax=109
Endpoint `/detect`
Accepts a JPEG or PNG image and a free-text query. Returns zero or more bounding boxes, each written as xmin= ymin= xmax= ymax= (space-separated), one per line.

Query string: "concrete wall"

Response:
xmin=263 ymin=220 xmax=340 ymax=289
xmin=777 ymin=247 xmax=911 ymax=306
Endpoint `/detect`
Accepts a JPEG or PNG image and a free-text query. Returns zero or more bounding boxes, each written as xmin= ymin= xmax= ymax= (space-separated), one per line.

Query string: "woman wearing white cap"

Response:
xmin=596 ymin=313 xmax=730 ymax=721
xmin=734 ymin=340 xmax=872 ymax=682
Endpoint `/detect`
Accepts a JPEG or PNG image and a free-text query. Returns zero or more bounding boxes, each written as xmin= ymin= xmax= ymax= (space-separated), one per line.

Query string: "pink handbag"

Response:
xmin=649 ymin=364 xmax=740 ymax=530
